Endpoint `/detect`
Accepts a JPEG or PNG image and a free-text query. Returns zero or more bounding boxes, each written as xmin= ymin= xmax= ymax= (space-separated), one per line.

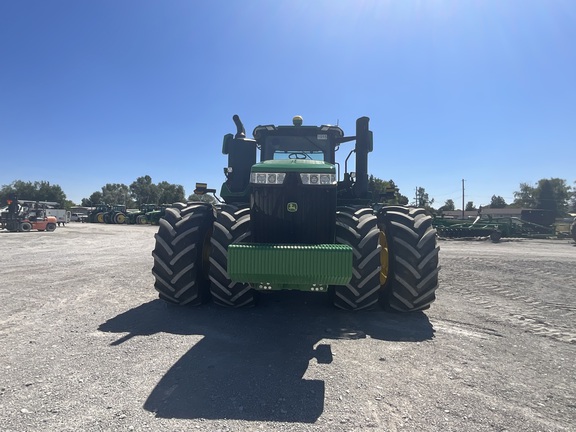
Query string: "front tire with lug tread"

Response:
xmin=333 ymin=206 xmax=382 ymax=310
xmin=151 ymin=203 xmax=214 ymax=305
xmin=209 ymin=204 xmax=256 ymax=308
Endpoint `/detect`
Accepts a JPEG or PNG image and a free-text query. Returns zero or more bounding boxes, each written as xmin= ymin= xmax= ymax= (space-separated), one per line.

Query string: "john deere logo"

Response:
xmin=287 ymin=202 xmax=298 ymax=213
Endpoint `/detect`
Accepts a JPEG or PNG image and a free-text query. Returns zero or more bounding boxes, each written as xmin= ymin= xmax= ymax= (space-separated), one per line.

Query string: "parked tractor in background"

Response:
xmin=87 ymin=204 xmax=111 ymax=223
xmin=151 ymin=115 xmax=439 ymax=311
xmin=0 ymin=194 xmax=58 ymax=232
xmin=571 ymin=218 xmax=576 ymax=242
xmin=127 ymin=204 xmax=160 ymax=224
xmin=145 ymin=204 xmax=170 ymax=225
xmin=104 ymin=205 xmax=128 ymax=224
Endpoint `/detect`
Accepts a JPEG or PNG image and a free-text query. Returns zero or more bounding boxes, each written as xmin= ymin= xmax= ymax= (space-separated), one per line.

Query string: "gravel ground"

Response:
xmin=1 ymin=223 xmax=575 ymax=431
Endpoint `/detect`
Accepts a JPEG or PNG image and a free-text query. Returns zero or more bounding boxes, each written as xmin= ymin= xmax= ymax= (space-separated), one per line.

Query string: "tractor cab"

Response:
xmin=253 ymin=116 xmax=344 ymax=164
xmin=220 ymin=115 xmax=373 ymax=207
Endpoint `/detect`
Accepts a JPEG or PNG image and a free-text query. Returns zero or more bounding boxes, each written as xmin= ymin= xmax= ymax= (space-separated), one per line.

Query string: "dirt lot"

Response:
xmin=1 ymin=223 xmax=575 ymax=431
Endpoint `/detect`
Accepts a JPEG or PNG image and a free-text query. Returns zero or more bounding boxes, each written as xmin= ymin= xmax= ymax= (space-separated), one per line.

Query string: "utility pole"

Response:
xmin=461 ymin=179 xmax=465 ymax=219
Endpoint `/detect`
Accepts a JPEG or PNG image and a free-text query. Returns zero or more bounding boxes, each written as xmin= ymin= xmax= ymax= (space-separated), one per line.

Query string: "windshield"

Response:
xmin=264 ymin=135 xmax=330 ymax=162
xmin=273 ymin=150 xmax=325 ymax=161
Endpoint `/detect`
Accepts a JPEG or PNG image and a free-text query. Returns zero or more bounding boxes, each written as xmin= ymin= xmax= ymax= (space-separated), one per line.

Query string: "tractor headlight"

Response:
xmin=250 ymin=172 xmax=286 ymax=185
xmin=300 ymin=173 xmax=336 ymax=185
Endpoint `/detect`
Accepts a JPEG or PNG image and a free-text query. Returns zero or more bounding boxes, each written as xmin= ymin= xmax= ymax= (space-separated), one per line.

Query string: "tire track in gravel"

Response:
xmin=440 ymin=255 xmax=576 ymax=344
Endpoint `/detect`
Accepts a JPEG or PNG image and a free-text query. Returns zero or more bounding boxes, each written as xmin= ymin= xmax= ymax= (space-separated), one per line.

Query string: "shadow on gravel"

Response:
xmin=99 ymin=291 xmax=434 ymax=423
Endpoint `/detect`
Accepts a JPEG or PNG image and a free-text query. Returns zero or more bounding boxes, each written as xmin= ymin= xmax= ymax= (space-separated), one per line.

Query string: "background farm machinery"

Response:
xmin=86 ymin=203 xmax=168 ymax=224
xmin=434 ymin=211 xmax=557 ymax=241
xmin=125 ymin=204 xmax=158 ymax=224
xmin=0 ymin=194 xmax=58 ymax=232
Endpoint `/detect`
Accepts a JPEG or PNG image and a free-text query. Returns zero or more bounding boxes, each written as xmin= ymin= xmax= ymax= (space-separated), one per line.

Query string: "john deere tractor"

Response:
xmin=151 ymin=115 xmax=439 ymax=311
xmin=87 ymin=204 xmax=111 ymax=223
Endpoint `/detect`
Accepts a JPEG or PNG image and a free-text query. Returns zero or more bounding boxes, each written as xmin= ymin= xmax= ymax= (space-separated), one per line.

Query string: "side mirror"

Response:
xmin=222 ymin=133 xmax=233 ymax=155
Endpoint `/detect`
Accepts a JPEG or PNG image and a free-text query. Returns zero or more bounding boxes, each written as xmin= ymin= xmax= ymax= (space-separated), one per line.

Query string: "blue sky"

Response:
xmin=1 ymin=0 xmax=574 ymax=207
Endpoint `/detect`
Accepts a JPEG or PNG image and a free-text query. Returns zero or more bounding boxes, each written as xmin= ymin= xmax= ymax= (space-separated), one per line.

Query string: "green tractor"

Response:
xmin=151 ymin=115 xmax=439 ymax=311
xmin=146 ymin=204 xmax=170 ymax=225
xmin=127 ymin=204 xmax=159 ymax=224
xmin=104 ymin=204 xmax=128 ymax=224
xmin=87 ymin=203 xmax=111 ymax=223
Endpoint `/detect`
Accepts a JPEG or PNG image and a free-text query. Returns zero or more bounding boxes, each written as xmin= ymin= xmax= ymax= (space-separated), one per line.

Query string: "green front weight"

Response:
xmin=228 ymin=243 xmax=353 ymax=290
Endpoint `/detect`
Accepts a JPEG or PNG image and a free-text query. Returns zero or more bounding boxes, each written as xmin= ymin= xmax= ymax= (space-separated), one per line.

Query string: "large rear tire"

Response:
xmin=333 ymin=206 xmax=382 ymax=310
xmin=114 ymin=213 xmax=126 ymax=224
xmin=208 ymin=204 xmax=256 ymax=307
xmin=378 ymin=206 xmax=439 ymax=312
xmin=151 ymin=203 xmax=214 ymax=305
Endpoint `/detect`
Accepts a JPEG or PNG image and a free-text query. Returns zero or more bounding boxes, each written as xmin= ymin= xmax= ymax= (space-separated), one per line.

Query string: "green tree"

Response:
xmin=490 ymin=195 xmax=507 ymax=208
xmin=156 ymin=181 xmax=185 ymax=204
xmin=101 ymin=183 xmax=134 ymax=207
xmin=415 ymin=187 xmax=434 ymax=209
xmin=130 ymin=175 xmax=159 ymax=207
xmin=0 ymin=180 xmax=68 ymax=207
xmin=368 ymin=176 xmax=408 ymax=205
xmin=439 ymin=199 xmax=455 ymax=211
xmin=536 ymin=180 xmax=556 ymax=213
xmin=81 ymin=191 xmax=103 ymax=207
xmin=513 ymin=178 xmax=572 ymax=217
xmin=571 ymin=181 xmax=576 ymax=212
xmin=465 ymin=201 xmax=477 ymax=211
xmin=512 ymin=182 xmax=537 ymax=208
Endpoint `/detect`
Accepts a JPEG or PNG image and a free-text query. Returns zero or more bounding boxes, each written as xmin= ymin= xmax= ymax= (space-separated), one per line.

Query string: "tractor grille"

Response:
xmin=251 ymin=172 xmax=336 ymax=244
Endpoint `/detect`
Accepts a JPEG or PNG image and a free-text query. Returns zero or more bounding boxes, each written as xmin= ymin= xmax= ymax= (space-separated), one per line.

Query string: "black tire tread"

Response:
xmin=379 ymin=206 xmax=439 ymax=311
xmin=333 ymin=206 xmax=382 ymax=310
xmin=151 ymin=203 xmax=214 ymax=305
xmin=208 ymin=204 xmax=256 ymax=308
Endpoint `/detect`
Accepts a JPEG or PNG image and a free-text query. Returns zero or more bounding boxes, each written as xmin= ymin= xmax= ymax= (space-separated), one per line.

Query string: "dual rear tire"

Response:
xmin=151 ymin=203 xmax=256 ymax=307
xmin=377 ymin=206 xmax=439 ymax=311
xmin=333 ymin=206 xmax=440 ymax=311
xmin=151 ymin=203 xmax=214 ymax=305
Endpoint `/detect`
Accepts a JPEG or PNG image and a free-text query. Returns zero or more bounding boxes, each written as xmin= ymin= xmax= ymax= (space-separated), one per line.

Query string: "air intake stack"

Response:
xmin=354 ymin=116 xmax=371 ymax=199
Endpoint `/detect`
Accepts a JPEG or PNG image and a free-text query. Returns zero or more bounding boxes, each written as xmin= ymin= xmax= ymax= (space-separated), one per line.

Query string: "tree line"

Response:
xmin=1 ymin=176 xmax=575 ymax=217
xmin=0 ymin=176 xmax=193 ymax=210
xmin=432 ymin=178 xmax=575 ymax=218
xmin=80 ymin=176 xmax=190 ymax=208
